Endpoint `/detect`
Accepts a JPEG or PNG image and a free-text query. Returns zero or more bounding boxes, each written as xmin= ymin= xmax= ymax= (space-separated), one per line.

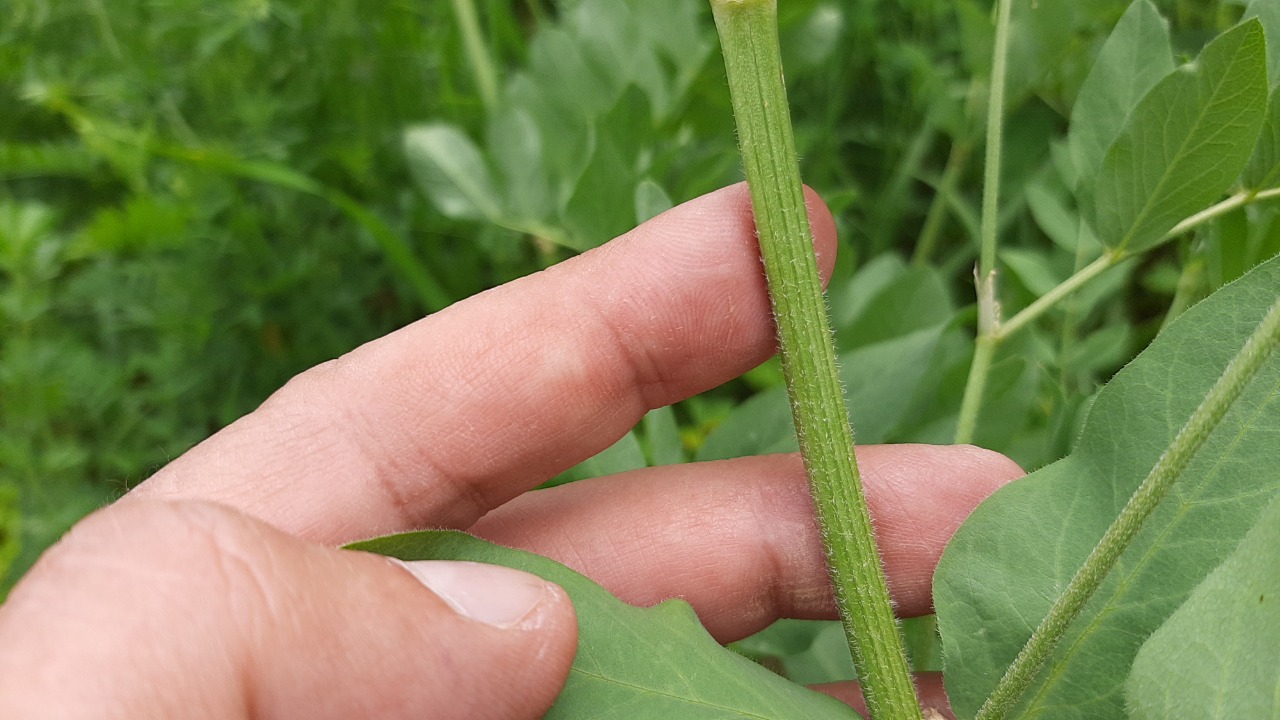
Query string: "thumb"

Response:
xmin=0 ymin=499 xmax=577 ymax=720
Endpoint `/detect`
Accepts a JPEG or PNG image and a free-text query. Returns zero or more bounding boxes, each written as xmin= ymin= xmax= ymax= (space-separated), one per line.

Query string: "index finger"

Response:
xmin=130 ymin=184 xmax=838 ymax=544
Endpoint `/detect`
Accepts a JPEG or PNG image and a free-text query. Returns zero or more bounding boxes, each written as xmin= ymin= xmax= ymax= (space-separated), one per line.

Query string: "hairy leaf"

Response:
xmin=1084 ymin=21 xmax=1268 ymax=252
xmin=1126 ymin=493 xmax=1280 ymax=720
xmin=351 ymin=531 xmax=858 ymax=719
xmin=935 ymin=254 xmax=1280 ymax=719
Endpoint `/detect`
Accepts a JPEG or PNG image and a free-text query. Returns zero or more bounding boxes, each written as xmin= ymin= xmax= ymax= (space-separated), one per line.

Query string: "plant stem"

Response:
xmin=978 ymin=0 xmax=1014 ymax=279
xmin=954 ymin=333 xmax=997 ymax=446
xmin=954 ymin=186 xmax=1280 ymax=438
xmin=449 ymin=0 xmax=501 ymax=111
xmin=975 ymin=294 xmax=1280 ymax=720
xmin=710 ymin=2 xmax=920 ymax=719
xmin=997 ymin=252 xmax=1120 ymax=340
xmin=951 ymin=0 xmax=1014 ymax=445
xmin=1000 ymin=187 xmax=1280 ymax=340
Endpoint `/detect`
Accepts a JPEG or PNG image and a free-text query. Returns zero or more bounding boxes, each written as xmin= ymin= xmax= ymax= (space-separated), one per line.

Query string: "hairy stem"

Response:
xmin=710 ymin=2 xmax=920 ymax=718
xmin=975 ymin=294 xmax=1280 ymax=720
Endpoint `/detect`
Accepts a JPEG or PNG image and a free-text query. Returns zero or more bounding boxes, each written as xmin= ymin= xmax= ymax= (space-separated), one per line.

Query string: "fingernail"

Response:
xmin=393 ymin=559 xmax=553 ymax=629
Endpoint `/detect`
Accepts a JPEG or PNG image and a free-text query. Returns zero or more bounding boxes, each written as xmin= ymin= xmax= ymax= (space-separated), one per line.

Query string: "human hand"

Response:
xmin=0 ymin=184 xmax=1022 ymax=719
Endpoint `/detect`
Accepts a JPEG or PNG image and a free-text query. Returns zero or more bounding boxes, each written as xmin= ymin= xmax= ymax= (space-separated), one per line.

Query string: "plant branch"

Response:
xmin=997 ymin=252 xmax=1120 ymax=340
xmin=999 ymin=187 xmax=1280 ymax=340
xmin=975 ymin=294 xmax=1280 ymax=720
xmin=710 ymin=2 xmax=920 ymax=718
xmin=955 ymin=186 xmax=1280 ymax=438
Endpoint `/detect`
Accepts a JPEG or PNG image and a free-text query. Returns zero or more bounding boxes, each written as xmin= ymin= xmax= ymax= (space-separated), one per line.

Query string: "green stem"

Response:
xmin=710 ymin=2 xmax=920 ymax=719
xmin=951 ymin=0 xmax=1014 ymax=445
xmin=1000 ymin=187 xmax=1280 ymax=340
xmin=911 ymin=140 xmax=973 ymax=267
xmin=997 ymin=252 xmax=1120 ymax=340
xmin=975 ymin=294 xmax=1280 ymax=720
xmin=978 ymin=0 xmax=1014 ymax=279
xmin=955 ymin=186 xmax=1280 ymax=436
xmin=449 ymin=0 xmax=501 ymax=111
xmin=954 ymin=333 xmax=997 ymax=446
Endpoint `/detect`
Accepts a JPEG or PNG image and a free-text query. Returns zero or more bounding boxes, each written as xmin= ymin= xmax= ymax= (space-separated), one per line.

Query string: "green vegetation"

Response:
xmin=5 ymin=1 xmax=1280 ymax=718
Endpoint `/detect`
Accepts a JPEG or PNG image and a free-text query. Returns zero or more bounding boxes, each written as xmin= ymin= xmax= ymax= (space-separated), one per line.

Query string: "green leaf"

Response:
xmin=488 ymin=107 xmax=551 ymax=224
xmin=935 ymin=254 xmax=1280 ymax=720
xmin=1126 ymin=493 xmax=1280 ymax=720
xmin=634 ymin=178 xmax=674 ymax=225
xmin=1068 ymin=0 xmax=1174 ymax=192
xmin=1084 ymin=20 xmax=1269 ymax=253
xmin=350 ymin=531 xmax=859 ymax=719
xmin=547 ymin=430 xmax=647 ymax=487
xmin=734 ymin=620 xmax=856 ymax=686
xmin=1243 ymin=86 xmax=1280 ymax=189
xmin=1245 ymin=0 xmax=1280 ymax=86
xmin=640 ymin=406 xmax=684 ymax=466
xmin=1000 ymin=248 xmax=1064 ymax=298
xmin=833 ymin=265 xmax=953 ymax=351
xmin=404 ymin=124 xmax=502 ymax=221
xmin=1242 ymin=0 xmax=1280 ymax=190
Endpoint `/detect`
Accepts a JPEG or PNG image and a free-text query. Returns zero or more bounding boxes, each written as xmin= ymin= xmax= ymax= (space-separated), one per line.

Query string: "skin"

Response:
xmin=0 ymin=184 xmax=1022 ymax=719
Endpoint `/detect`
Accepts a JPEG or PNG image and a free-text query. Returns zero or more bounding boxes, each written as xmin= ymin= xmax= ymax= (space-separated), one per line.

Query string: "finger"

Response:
xmin=0 ymin=500 xmax=576 ymax=720
xmin=131 ymin=184 xmax=838 ymax=543
xmin=471 ymin=444 xmax=1024 ymax=641
xmin=812 ymin=673 xmax=953 ymax=719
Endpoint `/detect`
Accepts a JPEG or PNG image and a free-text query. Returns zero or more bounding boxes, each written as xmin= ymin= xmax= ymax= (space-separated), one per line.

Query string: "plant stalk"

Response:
xmin=710 ymin=2 xmax=920 ymax=718
xmin=975 ymin=293 xmax=1280 ymax=720
xmin=952 ymin=0 xmax=1015 ymax=445
xmin=978 ymin=0 xmax=1014 ymax=279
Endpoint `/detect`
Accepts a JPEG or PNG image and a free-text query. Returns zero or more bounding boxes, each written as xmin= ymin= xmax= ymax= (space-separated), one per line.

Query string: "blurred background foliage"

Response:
xmin=1 ymin=0 xmax=1275 ymax=670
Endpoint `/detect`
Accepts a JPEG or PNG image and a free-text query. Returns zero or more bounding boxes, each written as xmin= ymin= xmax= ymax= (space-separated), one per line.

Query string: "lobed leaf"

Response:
xmin=1125 ymin=493 xmax=1280 ymax=720
xmin=1083 ymin=20 xmax=1269 ymax=253
xmin=350 ymin=531 xmax=859 ymax=719
xmin=935 ymin=254 xmax=1280 ymax=719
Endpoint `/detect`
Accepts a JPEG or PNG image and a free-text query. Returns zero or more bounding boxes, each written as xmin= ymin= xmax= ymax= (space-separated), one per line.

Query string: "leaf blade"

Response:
xmin=1084 ymin=21 xmax=1269 ymax=253
xmin=350 ymin=531 xmax=859 ymax=719
xmin=1068 ymin=0 xmax=1174 ymax=192
xmin=1125 ymin=493 xmax=1280 ymax=720
xmin=935 ymin=254 xmax=1280 ymax=719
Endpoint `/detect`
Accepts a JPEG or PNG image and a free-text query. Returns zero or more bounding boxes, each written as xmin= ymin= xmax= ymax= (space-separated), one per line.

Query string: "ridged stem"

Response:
xmin=710 ymin=3 xmax=920 ymax=719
